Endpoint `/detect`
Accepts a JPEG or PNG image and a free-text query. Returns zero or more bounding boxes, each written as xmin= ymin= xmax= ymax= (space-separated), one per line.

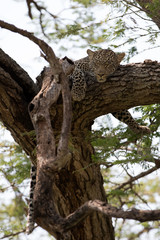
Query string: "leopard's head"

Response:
xmin=87 ymin=49 xmax=125 ymax=82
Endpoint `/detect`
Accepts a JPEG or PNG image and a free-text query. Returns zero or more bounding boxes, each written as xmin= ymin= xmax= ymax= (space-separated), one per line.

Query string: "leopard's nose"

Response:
xmin=98 ymin=74 xmax=104 ymax=77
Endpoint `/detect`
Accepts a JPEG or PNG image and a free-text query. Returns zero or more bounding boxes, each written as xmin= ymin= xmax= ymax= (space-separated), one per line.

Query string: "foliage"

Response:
xmin=92 ymin=105 xmax=160 ymax=239
xmin=0 ymin=127 xmax=31 ymax=239
xmin=29 ymin=0 xmax=160 ymax=60
xmin=1 ymin=0 xmax=160 ymax=239
xmin=1 ymin=104 xmax=160 ymax=239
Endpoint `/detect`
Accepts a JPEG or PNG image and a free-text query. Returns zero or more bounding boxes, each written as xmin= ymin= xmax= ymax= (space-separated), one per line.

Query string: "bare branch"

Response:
xmin=64 ymin=200 xmax=160 ymax=228
xmin=0 ymin=229 xmax=26 ymax=239
xmin=26 ymin=0 xmax=33 ymax=19
xmin=28 ymin=62 xmax=72 ymax=236
xmin=26 ymin=0 xmax=57 ymax=19
xmin=0 ymin=20 xmax=61 ymax=76
xmin=56 ymin=74 xmax=72 ymax=161
xmin=45 ymin=199 xmax=160 ymax=234
xmin=32 ymin=183 xmax=160 ymax=236
xmin=0 ymin=225 xmax=38 ymax=240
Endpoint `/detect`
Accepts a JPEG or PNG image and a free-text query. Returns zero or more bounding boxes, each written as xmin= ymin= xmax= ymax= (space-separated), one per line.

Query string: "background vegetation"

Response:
xmin=0 ymin=0 xmax=160 ymax=239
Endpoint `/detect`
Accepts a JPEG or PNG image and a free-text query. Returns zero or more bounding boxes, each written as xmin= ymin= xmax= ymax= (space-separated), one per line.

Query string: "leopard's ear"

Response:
xmin=87 ymin=49 xmax=94 ymax=60
xmin=117 ymin=52 xmax=125 ymax=64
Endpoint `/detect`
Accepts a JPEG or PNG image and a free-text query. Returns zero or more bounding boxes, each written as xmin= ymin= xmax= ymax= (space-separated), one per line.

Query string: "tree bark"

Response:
xmin=1 ymin=48 xmax=160 ymax=239
xmin=33 ymin=138 xmax=115 ymax=239
xmin=0 ymin=48 xmax=37 ymax=162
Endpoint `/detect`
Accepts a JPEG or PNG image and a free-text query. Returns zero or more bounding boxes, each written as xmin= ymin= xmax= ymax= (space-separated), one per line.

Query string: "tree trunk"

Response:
xmin=38 ymin=136 xmax=115 ymax=239
xmin=1 ymin=48 xmax=160 ymax=239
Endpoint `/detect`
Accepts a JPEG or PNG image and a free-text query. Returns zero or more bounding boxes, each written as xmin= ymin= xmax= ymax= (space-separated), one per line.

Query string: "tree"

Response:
xmin=0 ymin=0 xmax=160 ymax=239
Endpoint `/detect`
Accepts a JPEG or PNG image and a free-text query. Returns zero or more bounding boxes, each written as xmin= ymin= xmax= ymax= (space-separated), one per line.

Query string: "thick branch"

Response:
xmin=29 ymin=63 xmax=72 ymax=171
xmin=72 ymin=60 xmax=160 ymax=131
xmin=57 ymin=73 xmax=72 ymax=160
xmin=0 ymin=48 xmax=37 ymax=101
xmin=0 ymin=50 xmax=37 ymax=162
xmin=29 ymin=65 xmax=72 ymax=237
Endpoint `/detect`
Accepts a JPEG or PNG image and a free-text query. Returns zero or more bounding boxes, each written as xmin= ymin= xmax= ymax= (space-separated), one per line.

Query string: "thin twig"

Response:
xmin=0 ymin=229 xmax=26 ymax=239
xmin=113 ymin=164 xmax=159 ymax=191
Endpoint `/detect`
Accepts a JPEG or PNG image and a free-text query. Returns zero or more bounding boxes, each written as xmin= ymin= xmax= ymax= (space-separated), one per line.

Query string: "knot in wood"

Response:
xmin=36 ymin=113 xmax=46 ymax=122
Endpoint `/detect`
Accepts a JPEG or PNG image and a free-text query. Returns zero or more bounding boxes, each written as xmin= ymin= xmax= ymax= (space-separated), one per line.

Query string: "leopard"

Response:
xmin=26 ymin=48 xmax=150 ymax=234
xmin=69 ymin=48 xmax=150 ymax=135
xmin=70 ymin=48 xmax=125 ymax=101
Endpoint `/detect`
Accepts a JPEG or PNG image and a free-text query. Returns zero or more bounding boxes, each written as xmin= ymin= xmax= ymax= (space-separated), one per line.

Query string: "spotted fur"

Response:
xmin=70 ymin=48 xmax=125 ymax=101
xmin=87 ymin=49 xmax=125 ymax=82
xmin=70 ymin=48 xmax=150 ymax=134
xmin=70 ymin=68 xmax=87 ymax=101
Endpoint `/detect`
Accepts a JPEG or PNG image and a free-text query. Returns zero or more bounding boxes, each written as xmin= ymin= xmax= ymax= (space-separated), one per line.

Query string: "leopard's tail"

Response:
xmin=26 ymin=164 xmax=37 ymax=234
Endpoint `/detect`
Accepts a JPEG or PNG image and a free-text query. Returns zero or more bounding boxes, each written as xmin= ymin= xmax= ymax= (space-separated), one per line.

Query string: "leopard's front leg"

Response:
xmin=70 ymin=68 xmax=87 ymax=102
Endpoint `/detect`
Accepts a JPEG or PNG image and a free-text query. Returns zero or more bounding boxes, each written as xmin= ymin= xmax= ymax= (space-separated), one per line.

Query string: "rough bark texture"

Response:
xmin=72 ymin=60 xmax=160 ymax=124
xmin=1 ymin=47 xmax=160 ymax=239
xmin=0 ymin=48 xmax=37 ymax=162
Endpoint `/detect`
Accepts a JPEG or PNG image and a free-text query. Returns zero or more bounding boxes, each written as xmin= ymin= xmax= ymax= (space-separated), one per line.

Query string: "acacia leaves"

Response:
xmin=92 ymin=105 xmax=160 ymax=239
xmin=0 ymin=132 xmax=31 ymax=239
xmin=26 ymin=0 xmax=160 ymax=59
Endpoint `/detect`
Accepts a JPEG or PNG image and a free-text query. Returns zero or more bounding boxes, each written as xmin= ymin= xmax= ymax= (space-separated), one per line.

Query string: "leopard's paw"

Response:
xmin=137 ymin=126 xmax=151 ymax=135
